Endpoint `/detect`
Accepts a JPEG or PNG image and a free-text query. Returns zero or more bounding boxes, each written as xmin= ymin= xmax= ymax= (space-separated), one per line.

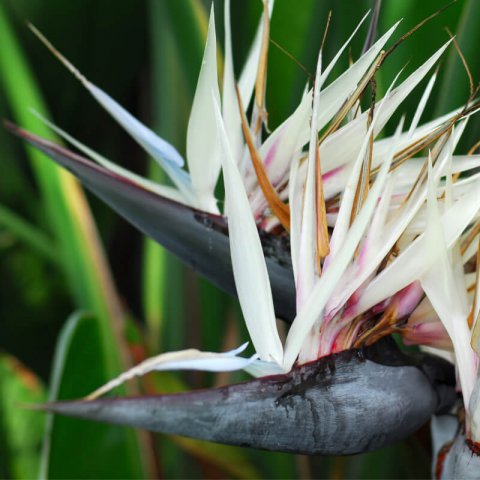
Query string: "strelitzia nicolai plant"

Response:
xmin=6 ymin=1 xmax=480 ymax=476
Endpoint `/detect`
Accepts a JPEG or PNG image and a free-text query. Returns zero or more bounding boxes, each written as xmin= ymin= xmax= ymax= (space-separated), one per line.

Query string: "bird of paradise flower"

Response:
xmin=7 ymin=1 xmax=480 ymax=476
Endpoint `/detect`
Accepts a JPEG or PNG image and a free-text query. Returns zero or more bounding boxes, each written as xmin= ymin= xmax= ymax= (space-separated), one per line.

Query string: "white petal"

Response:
xmin=222 ymin=0 xmax=244 ymax=165
xmin=30 ymin=25 xmax=196 ymax=201
xmin=323 ymin=175 xmax=396 ymax=321
xmin=283 ymin=116 xmax=401 ymax=370
xmin=374 ymin=104 xmax=464 ymax=161
xmin=393 ymin=154 xmax=480 ymax=194
xmin=327 ymin=127 xmax=462 ymax=316
xmin=407 ymin=72 xmax=437 ymax=138
xmin=257 ymin=16 xmax=398 ymax=188
xmin=288 ymin=155 xmax=303 ymax=285
xmin=86 ymin=343 xmax=258 ymax=399
xmin=244 ymin=359 xmax=287 ymax=378
xmin=315 ymin=12 xmax=390 ymax=129
xmin=325 ymin=74 xmax=404 ymax=268
xmin=32 ymin=110 xmax=188 ymax=205
xmin=420 ymin=160 xmax=476 ymax=411
xmin=352 ymin=178 xmax=480 ymax=320
xmin=86 ymin=84 xmax=187 ymax=172
xmin=297 ymin=50 xmax=323 ymax=308
xmin=186 ymin=6 xmax=221 ymax=213
xmin=320 ymin=40 xmax=452 ymax=175
xmin=213 ymin=95 xmax=283 ymax=365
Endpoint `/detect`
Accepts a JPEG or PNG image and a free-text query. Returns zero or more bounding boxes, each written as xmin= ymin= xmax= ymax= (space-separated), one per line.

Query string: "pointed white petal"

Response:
xmin=352 ymin=177 xmax=480 ymax=320
xmin=294 ymin=11 xmax=373 ymax=305
xmin=87 ymin=343 xmax=258 ymax=399
xmin=325 ymin=75 xmax=403 ymax=268
xmin=323 ymin=175 xmax=396 ymax=321
xmin=256 ymin=17 xmax=398 ymax=189
xmin=375 ymin=40 xmax=451 ymax=132
xmin=288 ymin=155 xmax=303 ymax=285
xmin=320 ymin=40 xmax=452 ymax=175
xmin=186 ymin=6 xmax=221 ymax=213
xmin=407 ymin=72 xmax=437 ymax=138
xmin=393 ymin=154 xmax=480 ymax=194
xmin=283 ymin=116 xmax=400 ymax=369
xmin=29 ymin=25 xmax=191 ymax=198
xmin=86 ymin=85 xmax=186 ymax=170
xmin=297 ymin=50 xmax=323 ymax=308
xmin=366 ymin=175 xmax=395 ymax=248
xmin=222 ymin=0 xmax=244 ymax=165
xmin=327 ymin=127 xmax=460 ymax=316
xmin=314 ymin=10 xmax=371 ymax=91
xmin=32 ymin=110 xmax=188 ymax=205
xmin=463 ymin=231 xmax=480 ymax=264
xmin=213 ymin=95 xmax=283 ymax=365
xmin=314 ymin=12 xmax=388 ymax=129
xmin=420 ymin=160 xmax=476 ymax=411
xmin=373 ymin=104 xmax=465 ymax=161
xmin=86 ymin=83 xmax=194 ymax=200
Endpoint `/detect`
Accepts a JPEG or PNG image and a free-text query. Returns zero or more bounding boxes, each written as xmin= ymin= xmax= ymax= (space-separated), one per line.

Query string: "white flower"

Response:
xmin=31 ymin=1 xmax=480 ymax=444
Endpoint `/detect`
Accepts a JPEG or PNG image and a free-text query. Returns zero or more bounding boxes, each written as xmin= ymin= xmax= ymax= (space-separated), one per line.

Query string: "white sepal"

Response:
xmin=352 ymin=177 xmax=480 ymax=320
xmin=283 ymin=114 xmax=400 ymax=369
xmin=257 ymin=12 xmax=393 ymax=190
xmin=86 ymin=343 xmax=258 ymax=400
xmin=244 ymin=359 xmax=287 ymax=378
xmin=296 ymin=49 xmax=323 ymax=309
xmin=213 ymin=95 xmax=284 ymax=365
xmin=222 ymin=0 xmax=244 ymax=166
xmin=186 ymin=6 xmax=221 ymax=213
xmin=29 ymin=25 xmax=194 ymax=201
xmin=32 ymin=110 xmax=188 ymax=205
xmin=420 ymin=159 xmax=477 ymax=412
xmin=407 ymin=71 xmax=437 ymax=138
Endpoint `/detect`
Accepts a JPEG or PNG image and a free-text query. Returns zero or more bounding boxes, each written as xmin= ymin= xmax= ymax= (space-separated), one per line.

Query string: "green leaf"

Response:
xmin=433 ymin=0 xmax=480 ymax=148
xmin=0 ymin=1 xmax=125 ymax=374
xmin=144 ymin=0 xmax=191 ymax=352
xmin=160 ymin=0 xmax=210 ymax=99
xmin=434 ymin=0 xmax=479 ymax=113
xmin=0 ymin=9 xmax=151 ymax=474
xmin=40 ymin=312 xmax=148 ymax=479
xmin=0 ymin=354 xmax=46 ymax=479
xmin=172 ymin=436 xmax=261 ymax=480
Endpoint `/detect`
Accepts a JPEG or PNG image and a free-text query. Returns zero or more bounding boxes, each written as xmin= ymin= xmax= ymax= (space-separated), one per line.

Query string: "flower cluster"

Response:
xmin=32 ymin=3 xmax=479 ymax=444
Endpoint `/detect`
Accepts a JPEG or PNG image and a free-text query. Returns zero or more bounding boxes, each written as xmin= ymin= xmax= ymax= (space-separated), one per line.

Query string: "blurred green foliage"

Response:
xmin=0 ymin=0 xmax=478 ymax=478
xmin=40 ymin=312 xmax=148 ymax=479
xmin=0 ymin=354 xmax=45 ymax=479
